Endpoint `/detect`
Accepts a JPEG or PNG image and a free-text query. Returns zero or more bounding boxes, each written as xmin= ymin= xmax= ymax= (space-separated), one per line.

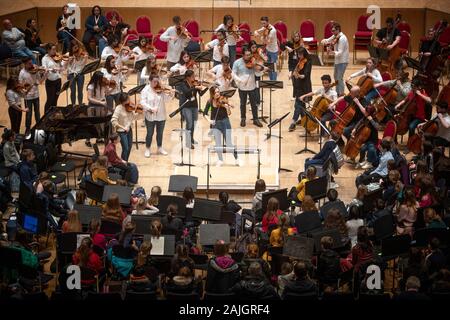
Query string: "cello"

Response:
xmin=407 ymin=118 xmax=438 ymax=154
xmin=300 ymin=82 xmax=337 ymax=132
xmin=346 ymin=75 xmax=374 ymax=97
xmin=343 ymin=117 xmax=373 ymax=160
xmin=372 ymin=81 xmax=398 ymax=122
xmin=394 ymin=92 xmax=417 ymax=135
xmin=332 ymin=100 xmax=356 ymax=136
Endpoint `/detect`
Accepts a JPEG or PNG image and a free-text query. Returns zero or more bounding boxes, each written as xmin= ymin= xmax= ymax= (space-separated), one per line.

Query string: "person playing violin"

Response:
xmin=394 ymin=78 xmax=432 ymax=144
xmin=425 ymin=101 xmax=450 ymax=148
xmin=101 ymin=55 xmax=127 ymax=112
xmin=56 ymin=4 xmax=77 ymax=53
xmin=320 ymin=22 xmax=349 ymax=96
xmin=170 ymin=51 xmax=197 ymax=76
xmin=160 ymin=16 xmax=191 ymax=69
xmin=24 ymin=19 xmax=46 ymax=57
xmin=205 ymin=30 xmax=229 ymax=67
xmin=203 ymin=86 xmax=241 ymax=167
xmin=373 ymin=17 xmax=401 ymax=52
xmin=347 ymin=57 xmax=383 ymax=104
xmin=289 ymin=47 xmax=312 ymax=132
xmin=216 ymin=15 xmax=241 ymax=67
xmin=62 ymin=40 xmax=88 ymax=106
xmin=99 ymin=14 xmax=130 ymax=55
xmin=140 ymin=74 xmax=174 ymax=158
xmin=254 ymin=16 xmax=278 ymax=81
xmin=132 ymin=36 xmax=155 ymax=62
xmin=285 ymin=32 xmax=304 ymax=100
xmin=111 ymin=92 xmax=140 ymax=161
xmin=18 ymin=57 xmax=47 ymax=136
xmin=5 ymin=77 xmax=29 ymax=134
xmin=207 ymin=56 xmax=234 ymax=92
xmin=100 ymin=35 xmax=131 ymax=63
xmin=41 ymin=43 xmax=64 ymax=114
xmin=249 ymin=40 xmax=268 ymax=111
xmin=141 ymin=55 xmax=159 ymax=84
xmin=298 ymin=74 xmax=338 ymax=135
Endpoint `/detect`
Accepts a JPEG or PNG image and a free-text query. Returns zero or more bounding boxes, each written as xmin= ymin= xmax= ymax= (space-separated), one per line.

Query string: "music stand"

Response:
xmin=220 ymin=89 xmax=236 ymax=98
xmin=127 ymin=84 xmax=146 ymax=149
xmin=80 ymin=59 xmax=100 ymax=76
xmin=258 ymin=80 xmax=283 ymax=128
xmin=368 ymin=45 xmax=389 ymax=61
xmin=308 ymin=54 xmax=324 ymax=67
xmin=57 ymin=79 xmax=72 ymax=106
xmin=168 ymin=175 xmax=198 ymax=192
xmin=168 ymin=74 xmax=186 ymax=87
xmin=295 ymin=104 xmax=317 ymax=155
xmin=268 ymin=112 xmax=292 ymax=172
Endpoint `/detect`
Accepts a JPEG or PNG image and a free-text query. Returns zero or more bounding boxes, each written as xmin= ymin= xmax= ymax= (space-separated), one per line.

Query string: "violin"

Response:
xmin=28 ymin=65 xmax=46 ymax=74
xmin=292 ymin=58 xmax=307 ymax=79
xmin=227 ymin=24 xmax=240 ymax=40
xmin=102 ymin=77 xmax=117 ymax=89
xmin=300 ymin=82 xmax=337 ymax=132
xmin=111 ymin=65 xmax=129 ymax=75
xmin=15 ymin=82 xmax=31 ymax=94
xmin=52 ymin=52 xmax=68 ymax=62
xmin=215 ymin=95 xmax=232 ymax=115
xmin=327 ymin=34 xmax=341 ymax=53
xmin=142 ymin=43 xmax=156 ymax=54
xmin=185 ymin=59 xmax=197 ymax=70
xmin=124 ymin=102 xmax=143 ymax=113
xmin=407 ymin=118 xmax=438 ymax=154
xmin=114 ymin=44 xmax=132 ymax=57
xmin=176 ymin=25 xmax=191 ymax=39
xmin=245 ymin=57 xmax=266 ymax=71
xmin=222 ymin=65 xmax=232 ymax=81
xmin=154 ymin=83 xmax=173 ymax=94
xmin=394 ymin=92 xmax=418 ymax=135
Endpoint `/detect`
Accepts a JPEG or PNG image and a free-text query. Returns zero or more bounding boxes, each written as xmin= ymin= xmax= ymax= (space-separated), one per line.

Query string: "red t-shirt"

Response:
xmin=72 ymin=250 xmax=103 ymax=273
xmin=261 ymin=209 xmax=283 ymax=233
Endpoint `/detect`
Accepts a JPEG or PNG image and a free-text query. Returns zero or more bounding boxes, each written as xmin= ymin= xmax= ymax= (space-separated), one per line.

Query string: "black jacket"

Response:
xmin=205 ymin=256 xmax=240 ymax=294
xmin=232 ymin=276 xmax=279 ymax=300
xmin=292 ymin=59 xmax=312 ymax=98
xmin=178 ymin=81 xmax=200 ymax=109
xmin=316 ymin=249 xmax=341 ymax=285
xmin=282 ymin=278 xmax=317 ymax=299
xmin=165 ymin=276 xmax=203 ymax=296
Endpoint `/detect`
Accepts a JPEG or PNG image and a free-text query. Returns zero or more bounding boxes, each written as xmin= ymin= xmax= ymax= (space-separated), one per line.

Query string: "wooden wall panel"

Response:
xmin=0 ymin=8 xmax=38 ymax=34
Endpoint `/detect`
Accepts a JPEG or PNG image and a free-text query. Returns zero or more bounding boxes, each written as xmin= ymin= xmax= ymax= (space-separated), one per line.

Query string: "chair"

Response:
xmin=438 ymin=26 xmax=450 ymax=47
xmin=236 ymin=22 xmax=251 ymax=58
xmin=85 ymin=292 xmax=123 ymax=302
xmin=51 ymin=160 xmax=76 ymax=189
xmin=353 ymin=14 xmax=374 ymax=64
xmin=283 ymin=292 xmax=318 ymax=301
xmin=135 ymin=15 xmax=153 ymax=41
xmin=300 ymin=20 xmax=318 ymax=54
xmin=274 ymin=21 xmax=288 ymax=43
xmin=126 ymin=29 xmax=139 ymax=46
xmin=276 ymin=29 xmax=285 ymax=71
xmin=204 ymin=292 xmax=236 ymax=300
xmin=379 ymin=120 xmax=397 ymax=147
xmin=184 ymin=19 xmax=202 ymax=43
xmin=166 ymin=291 xmax=200 ymax=300
xmin=99 ymin=219 xmax=122 ymax=238
xmin=153 ymin=34 xmax=167 ymax=60
xmin=322 ymin=20 xmax=335 ymax=62
xmin=399 ymin=30 xmax=411 ymax=56
xmin=80 ymin=266 xmax=100 ymax=292
xmin=124 ymin=291 xmax=157 ymax=301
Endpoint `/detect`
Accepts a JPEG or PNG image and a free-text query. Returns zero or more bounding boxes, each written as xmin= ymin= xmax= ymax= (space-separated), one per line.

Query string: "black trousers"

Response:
xmin=355 ymin=171 xmax=383 ymax=187
xmin=8 ymin=107 xmax=22 ymax=134
xmin=44 ymin=78 xmax=61 ymax=114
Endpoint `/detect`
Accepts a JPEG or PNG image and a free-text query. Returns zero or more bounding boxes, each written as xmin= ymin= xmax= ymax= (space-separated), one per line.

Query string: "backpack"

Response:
xmin=332 ymin=145 xmax=344 ymax=169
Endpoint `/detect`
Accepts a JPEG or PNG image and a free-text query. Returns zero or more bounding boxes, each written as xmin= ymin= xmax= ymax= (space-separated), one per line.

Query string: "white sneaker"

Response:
xmin=355 ymin=161 xmax=367 ymax=169
xmin=158 ymin=147 xmax=168 ymax=155
xmin=216 ymin=160 xmax=223 ymax=167
xmin=235 ymin=158 xmax=243 ymax=167
xmin=329 ymin=182 xmax=340 ymax=189
xmin=362 ymin=162 xmax=373 ymax=170
xmin=144 ymin=149 xmax=151 ymax=158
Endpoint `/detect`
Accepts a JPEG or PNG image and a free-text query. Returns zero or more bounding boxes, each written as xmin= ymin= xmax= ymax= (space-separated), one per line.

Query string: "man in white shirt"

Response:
xmin=207 ymin=56 xmax=233 ymax=92
xmin=216 ymin=14 xmax=240 ymax=67
xmin=2 ymin=19 xmax=36 ymax=64
xmin=205 ymin=30 xmax=229 ymax=66
xmin=320 ymin=22 xmax=349 ymax=96
xmin=160 ymin=16 xmax=191 ymax=69
xmin=347 ymin=57 xmax=383 ymax=104
xmin=233 ymin=47 xmax=268 ymax=127
xmin=254 ymin=17 xmax=278 ymax=81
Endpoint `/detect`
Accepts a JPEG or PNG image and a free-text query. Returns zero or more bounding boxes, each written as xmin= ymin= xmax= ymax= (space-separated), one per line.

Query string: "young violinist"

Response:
xmin=286 ymin=32 xmax=304 ymax=100
xmin=249 ymin=40 xmax=267 ymax=111
xmin=346 ymin=57 xmax=383 ymax=104
xmin=85 ymin=71 xmax=109 ymax=146
xmin=203 ymin=86 xmax=241 ymax=167
xmin=62 ymin=40 xmax=88 ymax=106
xmin=373 ymin=17 xmax=401 ymax=51
xmin=254 ymin=16 xmax=278 ymax=81
xmin=99 ymin=14 xmax=130 ymax=55
xmin=5 ymin=77 xmax=29 ymax=134
xmin=24 ymin=19 xmax=46 ymax=57
xmin=140 ymin=74 xmax=173 ymax=157
xmin=232 ymin=46 xmax=267 ymax=128
xmin=160 ymin=16 xmax=191 ymax=69
xmin=320 ymin=22 xmax=349 ymax=96
xmin=289 ymin=47 xmax=312 ymax=132
xmin=100 ymin=35 xmax=131 ymax=64
xmin=420 ymin=101 xmax=450 ymax=148
xmin=394 ymin=78 xmax=431 ymax=141
xmin=101 ymin=55 xmax=128 ymax=111
xmin=111 ymin=92 xmax=139 ymax=161
xmin=207 ymin=56 xmax=234 ymax=92
xmin=205 ymin=29 xmax=229 ymax=66
xmin=141 ymin=55 xmax=159 ymax=84
xmin=132 ymin=36 xmax=154 ymax=62
xmin=56 ymin=5 xmax=77 ymax=53
xmin=170 ymin=51 xmax=197 ymax=76
xmin=18 ymin=57 xmax=47 ymax=136
xmin=42 ymin=43 xmax=64 ymax=114
xmin=216 ymin=15 xmax=241 ymax=67
xmin=298 ymin=74 xmax=337 ymax=135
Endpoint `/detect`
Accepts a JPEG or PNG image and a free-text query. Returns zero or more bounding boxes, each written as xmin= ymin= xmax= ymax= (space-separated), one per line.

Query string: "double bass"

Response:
xmin=407 ymin=119 xmax=438 ymax=154
xmin=300 ymin=82 xmax=337 ymax=132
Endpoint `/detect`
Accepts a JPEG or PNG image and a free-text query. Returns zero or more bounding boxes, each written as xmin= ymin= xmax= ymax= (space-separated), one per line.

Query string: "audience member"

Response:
xmin=206 ymin=240 xmax=240 ymax=293
xmin=282 ymin=261 xmax=317 ymax=299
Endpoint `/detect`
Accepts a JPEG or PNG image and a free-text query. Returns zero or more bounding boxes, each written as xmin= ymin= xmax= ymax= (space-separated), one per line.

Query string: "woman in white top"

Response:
xmin=101 ymin=55 xmax=128 ymax=112
xmin=132 ymin=197 xmax=159 ymax=215
xmin=5 ymin=78 xmax=28 ymax=134
xmin=133 ymin=36 xmax=155 ymax=85
xmin=169 ymin=51 xmax=197 ymax=76
xmin=216 ymin=15 xmax=241 ymax=67
xmin=346 ymin=205 xmax=364 ymax=247
xmin=100 ymin=35 xmax=131 ymax=64
xmin=111 ymin=92 xmax=139 ymax=161
xmin=207 ymin=56 xmax=234 ymax=92
xmin=41 ymin=43 xmax=63 ymax=114
xmin=205 ymin=30 xmax=229 ymax=66
xmin=346 ymin=57 xmax=383 ymax=104
xmin=63 ymin=40 xmax=88 ymax=106
xmin=86 ymin=70 xmax=109 ymax=146
xmin=140 ymin=55 xmax=159 ymax=84
xmin=140 ymin=74 xmax=174 ymax=158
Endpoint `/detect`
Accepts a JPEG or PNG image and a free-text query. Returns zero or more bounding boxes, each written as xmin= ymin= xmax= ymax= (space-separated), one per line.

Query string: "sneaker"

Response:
xmin=158 ymin=147 xmax=168 ymax=155
xmin=362 ymin=162 xmax=373 ymax=170
xmin=355 ymin=161 xmax=367 ymax=169
xmin=289 ymin=123 xmax=296 ymax=132
xmin=329 ymin=182 xmax=340 ymax=189
xmin=253 ymin=120 xmax=263 ymax=127
xmin=240 ymin=119 xmax=246 ymax=127
xmin=235 ymin=158 xmax=243 ymax=167
xmin=345 ymin=158 xmax=356 ymax=165
xmin=216 ymin=160 xmax=223 ymax=167
xmin=144 ymin=149 xmax=151 ymax=158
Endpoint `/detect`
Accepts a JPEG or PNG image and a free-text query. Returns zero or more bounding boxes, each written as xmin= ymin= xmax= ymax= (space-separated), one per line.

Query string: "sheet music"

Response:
xmin=76 ymin=234 xmax=90 ymax=249
xmin=151 ymin=236 xmax=165 ymax=255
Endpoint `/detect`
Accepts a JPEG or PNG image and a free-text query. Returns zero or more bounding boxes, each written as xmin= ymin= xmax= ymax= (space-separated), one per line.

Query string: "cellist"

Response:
xmin=346 ymin=57 xmax=383 ymax=104
xmin=419 ymin=101 xmax=450 ymax=148
xmin=373 ymin=17 xmax=401 ymax=51
xmin=374 ymin=70 xmax=411 ymax=114
xmin=297 ymin=74 xmax=337 ymax=135
xmin=394 ymin=78 xmax=432 ymax=143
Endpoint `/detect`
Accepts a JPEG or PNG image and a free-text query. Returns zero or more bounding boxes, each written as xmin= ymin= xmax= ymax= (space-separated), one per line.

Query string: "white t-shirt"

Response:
xmin=256 ymin=24 xmax=278 ymax=53
xmin=206 ymin=39 xmax=229 ymax=63
xmin=100 ymin=67 xmax=123 ymax=95
xmin=346 ymin=219 xmax=364 ymax=247
xmin=87 ymin=83 xmax=107 ymax=102
xmin=215 ymin=23 xmax=237 ymax=46
xmin=209 ymin=64 xmax=233 ymax=92
xmin=314 ymin=87 xmax=338 ymax=102
xmin=170 ymin=63 xmax=188 ymax=75
xmin=140 ymin=84 xmax=171 ymax=122
xmin=41 ymin=55 xmax=62 ymax=81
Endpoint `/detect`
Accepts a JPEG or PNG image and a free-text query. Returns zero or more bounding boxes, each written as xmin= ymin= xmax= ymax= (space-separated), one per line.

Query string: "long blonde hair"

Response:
xmin=65 ymin=210 xmax=82 ymax=232
xmin=137 ymin=241 xmax=152 ymax=266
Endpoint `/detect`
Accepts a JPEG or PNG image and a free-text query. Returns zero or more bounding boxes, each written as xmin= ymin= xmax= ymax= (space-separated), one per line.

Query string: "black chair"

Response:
xmin=358 ymin=293 xmax=391 ymax=301
xmin=305 ymin=175 xmax=328 ymax=201
xmin=85 ymin=179 xmax=104 ymax=203
xmin=51 ymin=160 xmax=76 ymax=189
xmin=166 ymin=291 xmax=200 ymax=300
xmin=203 ymin=292 xmax=236 ymax=301
xmin=124 ymin=291 xmax=157 ymax=301
xmin=99 ymin=219 xmax=122 ymax=238
xmin=85 ymin=292 xmax=123 ymax=302
xmin=294 ymin=211 xmax=322 ymax=234
xmin=189 ymin=254 xmax=209 ymax=271
xmin=373 ymin=214 xmax=395 ymax=241
xmin=283 ymin=292 xmax=318 ymax=301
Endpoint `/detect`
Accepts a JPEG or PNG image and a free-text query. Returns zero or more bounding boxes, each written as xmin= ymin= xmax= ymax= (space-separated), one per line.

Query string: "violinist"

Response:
xmin=132 ymin=36 xmax=155 ymax=62
xmin=374 ymin=70 xmax=411 ymax=113
xmin=141 ymin=55 xmax=160 ymax=84
xmin=373 ymin=17 xmax=401 ymax=51
xmin=286 ymin=32 xmax=304 ymax=100
xmin=160 ymin=16 xmax=191 ymax=69
xmin=18 ymin=57 xmax=46 ymax=137
xmin=394 ymin=78 xmax=431 ymax=141
xmin=347 ymin=57 xmax=383 ymax=104
xmin=203 ymin=87 xmax=241 ymax=167
xmin=85 ymin=71 xmax=109 ymax=146
xmin=421 ymin=101 xmax=450 ymax=148
xmin=101 ymin=55 xmax=127 ymax=112
xmin=232 ymin=47 xmax=266 ymax=128
xmin=320 ymin=22 xmax=349 ymax=96
xmin=111 ymin=92 xmax=140 ymax=161
xmin=298 ymin=74 xmax=337 ymax=135
xmin=42 ymin=43 xmax=64 ymax=113
xmin=254 ymin=16 xmax=278 ymax=80
xmin=249 ymin=40 xmax=267 ymax=110
xmin=170 ymin=51 xmax=197 ymax=75
xmin=207 ymin=56 xmax=234 ymax=92
xmin=99 ymin=14 xmax=130 ymax=55
xmin=205 ymin=30 xmax=229 ymax=66
xmin=24 ymin=19 xmax=46 ymax=56
xmin=100 ymin=35 xmax=131 ymax=63
xmin=62 ymin=40 xmax=88 ymax=105
xmin=140 ymin=74 xmax=173 ymax=158
xmin=5 ymin=77 xmax=29 ymax=134
xmin=289 ymin=47 xmax=312 ymax=132
xmin=56 ymin=5 xmax=76 ymax=53
xmin=82 ymin=5 xmax=108 ymax=58
xmin=216 ymin=15 xmax=241 ymax=67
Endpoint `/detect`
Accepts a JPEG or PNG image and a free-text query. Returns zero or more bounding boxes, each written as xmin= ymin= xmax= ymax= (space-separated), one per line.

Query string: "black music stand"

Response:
xmin=220 ymin=89 xmax=236 ymax=98
xmin=57 ymin=79 xmax=72 ymax=106
xmin=191 ymin=50 xmax=213 ymax=109
xmin=134 ymin=59 xmax=147 ymax=85
xmin=368 ymin=45 xmax=389 ymax=61
xmin=168 ymin=175 xmax=198 ymax=192
xmin=127 ymin=84 xmax=146 ymax=149
xmin=259 ymin=80 xmax=283 ymax=137
xmin=295 ymin=105 xmax=317 ymax=155
xmin=168 ymin=74 xmax=186 ymax=87
xmin=268 ymin=112 xmax=292 ymax=172
xmin=308 ymin=54 xmax=324 ymax=67
xmin=80 ymin=59 xmax=100 ymax=76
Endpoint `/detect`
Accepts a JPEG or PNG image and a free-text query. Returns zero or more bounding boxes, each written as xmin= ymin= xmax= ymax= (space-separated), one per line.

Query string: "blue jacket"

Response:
xmin=84 ymin=15 xmax=108 ymax=33
xmin=313 ymin=140 xmax=336 ymax=163
xmin=17 ymin=160 xmax=37 ymax=190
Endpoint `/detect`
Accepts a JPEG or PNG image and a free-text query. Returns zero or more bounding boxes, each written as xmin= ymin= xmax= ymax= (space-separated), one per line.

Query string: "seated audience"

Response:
xmin=319 ymin=188 xmax=347 ymax=220
xmin=252 ymin=179 xmax=266 ymax=212
xmin=2 ymin=19 xmax=36 ymax=63
xmin=261 ymin=197 xmax=283 ymax=233
xmin=91 ymin=155 xmax=116 ymax=185
xmin=316 ymin=236 xmax=341 ymax=289
xmin=165 ymin=266 xmax=202 ymax=296
xmin=355 ymin=139 xmax=394 ymax=186
xmin=324 ymin=208 xmax=349 ymax=245
xmin=171 ymin=244 xmax=195 ymax=276
xmin=62 ymin=210 xmax=82 ymax=233
xmin=304 ymin=132 xmax=339 ymax=172
xmin=395 ymin=188 xmax=418 ymax=236
xmin=206 ymin=240 xmax=240 ymax=293
xmin=161 ymin=204 xmax=183 ymax=236
xmin=424 ymin=208 xmax=447 ymax=229
xmin=395 ymin=276 xmax=431 ymax=301
xmin=17 ymin=149 xmax=37 ymax=190
xmin=104 ymin=134 xmax=139 ymax=185
xmin=102 ymin=193 xmax=125 ymax=224
xmin=241 ymin=243 xmax=271 ymax=279
xmin=346 ymin=206 xmax=364 ymax=247
xmin=425 ymin=238 xmax=447 ymax=277
xmin=132 ymin=197 xmax=158 ymax=215
xmin=277 ymin=262 xmax=294 ymax=297
xmin=295 ymin=166 xmax=318 ymax=203
xmin=72 ymin=237 xmax=103 ymax=274
xmin=89 ymin=218 xmax=106 ymax=250
xmin=232 ymin=262 xmax=279 ymax=299
xmin=282 ymin=261 xmax=317 ymax=299
xmin=270 ymin=214 xmax=296 ymax=248
xmin=351 ymin=226 xmax=374 ymax=273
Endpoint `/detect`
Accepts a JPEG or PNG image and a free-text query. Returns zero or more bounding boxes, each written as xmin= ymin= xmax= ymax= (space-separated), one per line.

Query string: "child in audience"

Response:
xmin=72 ymin=237 xmax=103 ymax=274
xmin=102 ymin=193 xmax=125 ymax=224
xmin=346 ymin=206 xmax=364 ymax=247
xmin=62 ymin=210 xmax=82 ymax=233
xmin=252 ymin=179 xmax=266 ymax=212
xmin=261 ymin=197 xmax=283 ymax=233
xmin=295 ymin=166 xmax=318 ymax=203
xmin=89 ymin=218 xmax=106 ymax=250
xmin=277 ymin=262 xmax=294 ymax=296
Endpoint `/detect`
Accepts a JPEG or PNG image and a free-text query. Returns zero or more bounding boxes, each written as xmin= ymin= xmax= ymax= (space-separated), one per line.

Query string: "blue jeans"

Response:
xmin=266 ymin=50 xmax=278 ymax=81
xmin=181 ymin=107 xmax=198 ymax=146
xmin=409 ymin=118 xmax=422 ymax=137
xmin=293 ymin=98 xmax=306 ymax=122
xmin=145 ymin=119 xmax=166 ymax=148
xmin=305 ymin=158 xmax=324 ymax=172
xmin=228 ymin=45 xmax=237 ymax=67
xmin=212 ymin=118 xmax=237 ymax=161
xmin=334 ymin=63 xmax=347 ymax=96
xmin=364 ymin=88 xmax=378 ymax=105
xmin=57 ymin=30 xmax=72 ymax=53
xmin=114 ymin=163 xmax=139 ymax=184
xmin=68 ymin=73 xmax=85 ymax=105
xmin=119 ymin=130 xmax=133 ymax=161
xmin=32 ymin=46 xmax=46 ymax=57
xmin=25 ymin=98 xmax=40 ymax=132
xmin=359 ymin=141 xmax=379 ymax=165
xmin=239 ymin=89 xmax=259 ymax=120
xmin=99 ymin=37 xmax=107 ymax=58
xmin=12 ymin=47 xmax=36 ymax=64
